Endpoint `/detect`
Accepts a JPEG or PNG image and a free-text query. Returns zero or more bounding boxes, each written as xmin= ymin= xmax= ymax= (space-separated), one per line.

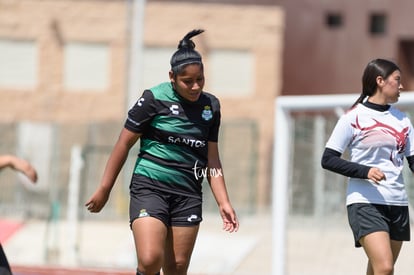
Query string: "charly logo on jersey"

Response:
xmin=137 ymin=97 xmax=145 ymax=107
xmin=170 ymin=104 xmax=180 ymax=115
xmin=201 ymin=105 xmax=213 ymax=121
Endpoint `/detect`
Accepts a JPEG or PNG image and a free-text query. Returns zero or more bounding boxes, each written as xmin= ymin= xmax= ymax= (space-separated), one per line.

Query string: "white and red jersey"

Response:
xmin=326 ymin=103 xmax=414 ymax=206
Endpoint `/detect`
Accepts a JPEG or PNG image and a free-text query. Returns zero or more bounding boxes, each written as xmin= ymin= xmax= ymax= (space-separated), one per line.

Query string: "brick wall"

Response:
xmin=0 ymin=0 xmax=127 ymax=122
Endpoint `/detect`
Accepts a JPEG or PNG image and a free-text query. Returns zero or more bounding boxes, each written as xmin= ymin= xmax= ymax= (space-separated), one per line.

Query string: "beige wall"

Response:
xmin=0 ymin=0 xmax=127 ymax=122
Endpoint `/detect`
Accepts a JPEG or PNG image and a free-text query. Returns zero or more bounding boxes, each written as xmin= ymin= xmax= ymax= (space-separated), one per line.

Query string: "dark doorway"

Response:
xmin=398 ymin=40 xmax=414 ymax=91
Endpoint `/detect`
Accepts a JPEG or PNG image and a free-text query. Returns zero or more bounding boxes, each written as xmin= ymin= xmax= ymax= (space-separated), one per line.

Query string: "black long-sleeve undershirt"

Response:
xmin=321 ymin=147 xmax=371 ymax=179
xmin=321 ymin=148 xmax=414 ymax=178
xmin=407 ymin=155 xmax=414 ymax=173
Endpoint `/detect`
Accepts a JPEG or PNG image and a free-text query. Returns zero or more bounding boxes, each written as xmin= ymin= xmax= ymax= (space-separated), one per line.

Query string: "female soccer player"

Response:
xmin=85 ymin=29 xmax=239 ymax=275
xmin=0 ymin=154 xmax=37 ymax=275
xmin=321 ymin=58 xmax=413 ymax=275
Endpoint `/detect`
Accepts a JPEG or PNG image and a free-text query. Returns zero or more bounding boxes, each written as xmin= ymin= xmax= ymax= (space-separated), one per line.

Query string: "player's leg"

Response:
xmin=360 ymin=231 xmax=396 ymax=275
xmin=0 ymin=244 xmax=12 ymax=275
xmin=385 ymin=205 xmax=410 ymax=271
xmin=129 ymin=181 xmax=170 ymax=275
xmin=132 ymin=217 xmax=167 ymax=275
xmin=163 ymin=225 xmax=199 ymax=275
xmin=390 ymin=239 xmax=403 ymax=267
xmin=162 ymin=195 xmax=202 ymax=275
xmin=364 ymin=204 xmax=411 ymax=275
xmin=347 ymin=203 xmax=405 ymax=275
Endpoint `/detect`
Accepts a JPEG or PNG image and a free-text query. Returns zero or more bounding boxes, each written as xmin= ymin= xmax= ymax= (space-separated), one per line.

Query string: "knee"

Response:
xmin=137 ymin=253 xmax=162 ymax=275
xmin=380 ymin=264 xmax=394 ymax=275
xmin=373 ymin=261 xmax=394 ymax=275
xmin=163 ymin=258 xmax=190 ymax=275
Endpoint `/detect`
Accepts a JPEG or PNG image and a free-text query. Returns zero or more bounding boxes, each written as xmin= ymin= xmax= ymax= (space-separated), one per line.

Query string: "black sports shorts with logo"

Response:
xmin=347 ymin=203 xmax=410 ymax=247
xmin=129 ymin=174 xmax=203 ymax=227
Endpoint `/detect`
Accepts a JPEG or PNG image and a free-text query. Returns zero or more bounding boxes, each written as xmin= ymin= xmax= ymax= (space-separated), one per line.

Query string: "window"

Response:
xmin=0 ymin=39 xmax=37 ymax=89
xmin=64 ymin=42 xmax=109 ymax=91
xmin=142 ymin=47 xmax=175 ymax=88
xmin=17 ymin=122 xmax=53 ymax=191
xmin=370 ymin=13 xmax=387 ymax=35
xmin=325 ymin=12 xmax=343 ymax=29
xmin=208 ymin=49 xmax=254 ymax=97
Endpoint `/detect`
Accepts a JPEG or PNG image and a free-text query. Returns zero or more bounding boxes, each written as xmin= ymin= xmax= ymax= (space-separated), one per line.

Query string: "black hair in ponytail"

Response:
xmin=351 ymin=58 xmax=400 ymax=108
xmin=170 ymin=29 xmax=204 ymax=75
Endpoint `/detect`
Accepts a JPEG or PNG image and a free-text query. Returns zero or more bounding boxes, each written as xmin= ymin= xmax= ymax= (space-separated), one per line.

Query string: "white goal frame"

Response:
xmin=272 ymin=92 xmax=414 ymax=275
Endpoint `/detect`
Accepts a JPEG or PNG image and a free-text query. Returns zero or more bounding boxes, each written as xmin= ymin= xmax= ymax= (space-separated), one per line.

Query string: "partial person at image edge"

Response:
xmin=0 ymin=155 xmax=38 ymax=275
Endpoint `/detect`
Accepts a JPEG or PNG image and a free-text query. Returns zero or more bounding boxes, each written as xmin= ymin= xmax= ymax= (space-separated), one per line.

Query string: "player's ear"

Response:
xmin=376 ymin=75 xmax=385 ymax=87
xmin=169 ymin=70 xmax=174 ymax=82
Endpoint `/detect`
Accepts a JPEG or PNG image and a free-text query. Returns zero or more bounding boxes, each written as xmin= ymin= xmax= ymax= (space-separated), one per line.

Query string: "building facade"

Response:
xmin=282 ymin=0 xmax=414 ymax=95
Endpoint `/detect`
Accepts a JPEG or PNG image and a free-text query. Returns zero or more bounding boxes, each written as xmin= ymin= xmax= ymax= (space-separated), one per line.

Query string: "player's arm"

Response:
xmin=86 ymin=90 xmax=154 ymax=213
xmin=206 ymin=141 xmax=239 ymax=233
xmin=321 ymin=147 xmax=386 ymax=181
xmin=0 ymin=155 xmax=38 ymax=183
xmin=407 ymin=155 xmax=414 ymax=173
xmin=321 ymin=148 xmax=371 ymax=178
xmin=406 ymin=121 xmax=414 ymax=173
xmin=85 ymin=128 xmax=141 ymax=212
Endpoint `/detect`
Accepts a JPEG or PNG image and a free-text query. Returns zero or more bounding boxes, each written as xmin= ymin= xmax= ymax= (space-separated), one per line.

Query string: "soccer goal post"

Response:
xmin=272 ymin=92 xmax=414 ymax=275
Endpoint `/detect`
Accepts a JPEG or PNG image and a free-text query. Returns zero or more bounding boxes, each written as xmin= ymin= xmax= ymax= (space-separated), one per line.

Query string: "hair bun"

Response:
xmin=170 ymin=29 xmax=204 ymax=72
xmin=177 ymin=29 xmax=205 ymax=50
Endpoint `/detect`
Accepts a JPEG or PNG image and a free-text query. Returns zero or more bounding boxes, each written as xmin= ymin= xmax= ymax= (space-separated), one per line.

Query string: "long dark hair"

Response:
xmin=170 ymin=29 xmax=204 ymax=75
xmin=351 ymin=58 xmax=400 ymax=108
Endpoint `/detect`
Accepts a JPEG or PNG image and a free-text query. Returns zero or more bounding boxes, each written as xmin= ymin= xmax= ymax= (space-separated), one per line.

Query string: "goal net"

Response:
xmin=272 ymin=92 xmax=414 ymax=275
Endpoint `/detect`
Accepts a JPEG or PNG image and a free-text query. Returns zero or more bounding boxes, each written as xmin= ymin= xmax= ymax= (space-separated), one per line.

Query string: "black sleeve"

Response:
xmin=208 ymin=97 xmax=221 ymax=142
xmin=124 ymin=90 xmax=157 ymax=133
xmin=321 ymin=148 xmax=371 ymax=179
xmin=407 ymin=155 xmax=414 ymax=173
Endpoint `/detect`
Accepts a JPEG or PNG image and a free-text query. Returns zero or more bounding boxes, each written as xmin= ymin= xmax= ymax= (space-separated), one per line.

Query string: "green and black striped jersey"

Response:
xmin=124 ymin=82 xmax=221 ymax=198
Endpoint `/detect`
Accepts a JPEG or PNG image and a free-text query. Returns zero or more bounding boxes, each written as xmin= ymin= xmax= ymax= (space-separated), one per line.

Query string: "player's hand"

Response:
xmin=11 ymin=157 xmax=38 ymax=183
xmin=367 ymin=167 xmax=385 ymax=184
xmin=85 ymin=186 xmax=110 ymax=213
xmin=20 ymin=162 xmax=38 ymax=183
xmin=219 ymin=203 xmax=239 ymax=233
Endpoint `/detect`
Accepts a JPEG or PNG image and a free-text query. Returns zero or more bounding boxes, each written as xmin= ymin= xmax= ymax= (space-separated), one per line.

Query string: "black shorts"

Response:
xmin=129 ymin=176 xmax=203 ymax=227
xmin=347 ymin=203 xmax=410 ymax=247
